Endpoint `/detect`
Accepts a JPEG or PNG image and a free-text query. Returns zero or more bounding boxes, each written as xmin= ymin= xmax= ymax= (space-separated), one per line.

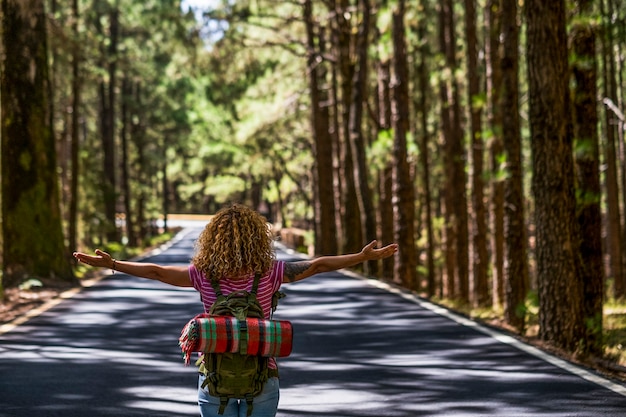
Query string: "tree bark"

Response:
xmin=416 ymin=0 xmax=435 ymax=296
xmin=391 ymin=0 xmax=417 ymax=289
xmin=348 ymin=0 xmax=377 ymax=274
xmin=121 ymin=78 xmax=137 ymax=246
xmin=106 ymin=4 xmax=119 ymax=242
xmin=439 ymin=7 xmax=455 ymax=298
xmin=334 ymin=0 xmax=362 ymax=255
xmin=572 ymin=0 xmax=604 ymax=355
xmin=486 ymin=0 xmax=505 ymax=308
xmin=69 ymin=0 xmax=81 ymax=253
xmin=439 ymin=0 xmax=468 ymax=301
xmin=330 ymin=28 xmax=344 ymax=252
xmin=526 ymin=0 xmax=585 ymax=350
xmin=376 ymin=58 xmax=395 ymax=280
xmin=502 ymin=0 xmax=528 ymax=332
xmin=94 ymin=1 xmax=118 ymax=242
xmin=304 ymin=0 xmax=338 ymax=255
xmin=130 ymin=83 xmax=148 ymax=242
xmin=599 ymin=0 xmax=624 ymax=300
xmin=464 ymin=0 xmax=489 ymax=307
xmin=1 ymin=0 xmax=75 ymax=286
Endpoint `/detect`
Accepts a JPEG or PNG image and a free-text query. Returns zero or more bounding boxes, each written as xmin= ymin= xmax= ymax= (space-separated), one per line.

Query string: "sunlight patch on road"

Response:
xmin=123 ymin=385 xmax=197 ymax=415
xmin=280 ymin=384 xmax=386 ymax=411
xmin=402 ymin=400 xmax=542 ymax=417
xmin=354 ymin=272 xmax=626 ymax=399
xmin=0 ymin=343 xmax=188 ymax=371
xmin=280 ymin=359 xmax=365 ymax=372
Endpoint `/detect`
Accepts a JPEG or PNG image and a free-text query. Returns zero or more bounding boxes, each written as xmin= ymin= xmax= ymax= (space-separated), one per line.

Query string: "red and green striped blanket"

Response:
xmin=179 ymin=313 xmax=293 ymax=365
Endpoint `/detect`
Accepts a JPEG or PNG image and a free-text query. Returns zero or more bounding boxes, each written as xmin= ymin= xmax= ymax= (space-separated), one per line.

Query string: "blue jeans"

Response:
xmin=198 ymin=375 xmax=279 ymax=417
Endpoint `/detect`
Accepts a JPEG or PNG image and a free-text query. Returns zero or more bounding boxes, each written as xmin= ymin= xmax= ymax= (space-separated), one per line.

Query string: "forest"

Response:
xmin=1 ymin=0 xmax=626 ymax=370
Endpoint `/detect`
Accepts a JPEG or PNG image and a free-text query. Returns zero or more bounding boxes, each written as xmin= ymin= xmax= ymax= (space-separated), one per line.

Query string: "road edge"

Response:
xmin=341 ymin=269 xmax=626 ymax=399
xmin=0 ymin=229 xmax=189 ymax=337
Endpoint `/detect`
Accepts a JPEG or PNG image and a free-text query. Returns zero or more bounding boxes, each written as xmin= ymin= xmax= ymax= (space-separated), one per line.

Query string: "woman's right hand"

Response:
xmin=73 ymin=249 xmax=114 ymax=269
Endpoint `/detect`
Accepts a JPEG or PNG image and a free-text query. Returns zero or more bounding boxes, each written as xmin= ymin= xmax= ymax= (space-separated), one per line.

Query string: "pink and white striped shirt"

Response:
xmin=188 ymin=261 xmax=285 ymax=317
xmin=188 ymin=261 xmax=286 ymax=369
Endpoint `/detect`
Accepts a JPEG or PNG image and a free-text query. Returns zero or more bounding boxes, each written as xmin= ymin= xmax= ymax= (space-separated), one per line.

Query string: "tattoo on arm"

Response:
xmin=284 ymin=261 xmax=312 ymax=282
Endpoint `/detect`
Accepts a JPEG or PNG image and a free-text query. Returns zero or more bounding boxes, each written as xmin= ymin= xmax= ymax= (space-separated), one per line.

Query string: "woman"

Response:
xmin=73 ymin=204 xmax=398 ymax=417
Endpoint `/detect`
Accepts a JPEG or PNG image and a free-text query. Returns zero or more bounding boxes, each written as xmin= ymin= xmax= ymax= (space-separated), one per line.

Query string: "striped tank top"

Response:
xmin=188 ymin=261 xmax=285 ymax=369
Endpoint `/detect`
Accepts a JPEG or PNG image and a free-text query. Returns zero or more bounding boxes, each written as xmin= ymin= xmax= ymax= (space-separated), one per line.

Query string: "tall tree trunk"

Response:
xmin=571 ymin=0 xmax=604 ymax=355
xmin=94 ymin=1 xmax=118 ymax=242
xmin=502 ymin=0 xmax=528 ymax=332
xmin=1 ymin=0 xmax=75 ymax=286
xmin=69 ymin=0 xmax=81 ymax=253
xmin=486 ymin=0 xmax=505 ymax=308
xmin=452 ymin=2 xmax=469 ymax=304
xmin=439 ymin=1 xmax=455 ymax=298
xmin=376 ymin=57 xmax=395 ymax=280
xmin=616 ymin=1 xmax=626 ymax=302
xmin=162 ymin=158 xmax=169 ymax=233
xmin=334 ymin=0 xmax=362 ymax=255
xmin=105 ymin=3 xmax=119 ymax=242
xmin=439 ymin=0 xmax=468 ymax=301
xmin=130 ymin=83 xmax=148 ymax=242
xmin=416 ymin=0 xmax=435 ymax=296
xmin=49 ymin=0 xmax=66 ymax=229
xmin=121 ymin=78 xmax=137 ymax=246
xmin=616 ymin=2 xmax=626 ymax=299
xmin=526 ymin=0 xmax=585 ymax=351
xmin=391 ymin=0 xmax=417 ymax=289
xmin=349 ymin=0 xmax=377 ymax=274
xmin=304 ymin=0 xmax=337 ymax=255
xmin=464 ymin=0 xmax=489 ymax=307
xmin=330 ymin=30 xmax=344 ymax=251
xmin=599 ymin=0 xmax=624 ymax=300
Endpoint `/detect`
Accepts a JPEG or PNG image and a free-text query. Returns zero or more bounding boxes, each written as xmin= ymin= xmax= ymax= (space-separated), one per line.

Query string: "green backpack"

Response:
xmin=197 ymin=273 xmax=282 ymax=416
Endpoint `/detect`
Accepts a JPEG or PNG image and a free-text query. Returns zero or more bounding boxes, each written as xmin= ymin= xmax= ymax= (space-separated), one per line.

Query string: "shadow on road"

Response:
xmin=275 ymin=273 xmax=626 ymax=417
xmin=0 ymin=280 xmax=202 ymax=416
xmin=1 ymin=233 xmax=625 ymax=417
xmin=0 ymin=241 xmax=203 ymax=417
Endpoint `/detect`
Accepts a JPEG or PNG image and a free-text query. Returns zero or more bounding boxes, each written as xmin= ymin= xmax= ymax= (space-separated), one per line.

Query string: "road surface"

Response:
xmin=1 ymin=226 xmax=625 ymax=416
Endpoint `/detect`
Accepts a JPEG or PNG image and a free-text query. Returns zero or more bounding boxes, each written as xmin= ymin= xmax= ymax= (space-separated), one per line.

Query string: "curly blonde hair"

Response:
xmin=192 ymin=204 xmax=275 ymax=280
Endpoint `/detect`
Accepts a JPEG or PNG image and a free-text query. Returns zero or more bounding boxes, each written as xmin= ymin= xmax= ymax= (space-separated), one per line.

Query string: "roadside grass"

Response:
xmin=604 ymin=301 xmax=626 ymax=366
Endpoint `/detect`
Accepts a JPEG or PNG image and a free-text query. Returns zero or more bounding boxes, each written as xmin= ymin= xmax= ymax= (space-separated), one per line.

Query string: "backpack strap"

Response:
xmin=245 ymin=394 xmax=254 ymax=416
xmin=210 ymin=277 xmax=223 ymax=298
xmin=218 ymin=397 xmax=229 ymax=415
xmin=210 ymin=273 xmax=260 ymax=297
xmin=271 ymin=291 xmax=286 ymax=319
xmin=251 ymin=272 xmax=261 ymax=294
xmin=246 ymin=273 xmax=262 ymax=310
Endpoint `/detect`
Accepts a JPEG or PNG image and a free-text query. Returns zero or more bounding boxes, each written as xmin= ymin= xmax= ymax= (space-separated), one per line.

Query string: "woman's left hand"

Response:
xmin=360 ymin=240 xmax=398 ymax=260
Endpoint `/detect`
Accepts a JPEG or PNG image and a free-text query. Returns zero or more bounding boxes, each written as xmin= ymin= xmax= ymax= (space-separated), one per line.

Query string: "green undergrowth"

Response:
xmin=74 ymin=229 xmax=180 ymax=280
xmin=604 ymin=300 xmax=626 ymax=366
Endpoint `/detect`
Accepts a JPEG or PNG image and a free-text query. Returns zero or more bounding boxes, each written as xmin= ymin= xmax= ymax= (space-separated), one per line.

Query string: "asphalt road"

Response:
xmin=1 ymin=226 xmax=626 ymax=417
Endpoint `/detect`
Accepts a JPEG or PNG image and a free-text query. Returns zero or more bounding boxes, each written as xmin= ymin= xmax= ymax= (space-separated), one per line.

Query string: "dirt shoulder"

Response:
xmin=0 ymin=278 xmax=84 ymax=325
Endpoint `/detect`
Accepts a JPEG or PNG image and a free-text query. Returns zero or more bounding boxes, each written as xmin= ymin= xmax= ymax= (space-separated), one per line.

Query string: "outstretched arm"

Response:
xmin=282 ymin=240 xmax=398 ymax=283
xmin=73 ymin=249 xmax=192 ymax=287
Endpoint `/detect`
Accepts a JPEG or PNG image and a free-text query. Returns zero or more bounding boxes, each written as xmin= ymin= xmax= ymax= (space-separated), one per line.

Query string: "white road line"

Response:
xmin=347 ymin=271 xmax=626 ymax=398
